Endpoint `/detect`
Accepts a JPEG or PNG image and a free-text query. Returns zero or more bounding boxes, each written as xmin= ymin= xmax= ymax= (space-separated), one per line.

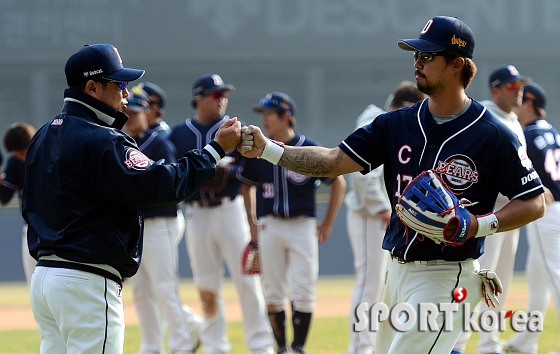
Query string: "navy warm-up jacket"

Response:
xmin=22 ymin=89 xmax=217 ymax=278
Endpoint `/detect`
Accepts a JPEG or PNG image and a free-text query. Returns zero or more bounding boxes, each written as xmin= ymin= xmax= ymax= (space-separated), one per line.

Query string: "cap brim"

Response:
xmin=252 ymin=104 xmax=283 ymax=113
xmin=207 ymin=84 xmax=235 ymax=93
xmin=104 ymin=67 xmax=145 ymax=83
xmin=397 ymin=39 xmax=447 ymax=52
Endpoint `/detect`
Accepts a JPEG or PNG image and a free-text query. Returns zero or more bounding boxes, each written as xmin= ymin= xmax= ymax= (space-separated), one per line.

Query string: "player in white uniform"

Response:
xmin=345 ymin=82 xmax=425 ymax=354
xmin=239 ymin=92 xmax=346 ymax=354
xmin=124 ymin=89 xmax=202 ymax=354
xmin=452 ymin=65 xmax=531 ymax=354
xmin=504 ymin=83 xmax=560 ymax=354
xmin=169 ymin=74 xmax=274 ymax=354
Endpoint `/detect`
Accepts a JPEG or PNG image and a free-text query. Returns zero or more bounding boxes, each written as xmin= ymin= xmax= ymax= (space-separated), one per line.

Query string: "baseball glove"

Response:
xmin=241 ymin=241 xmax=260 ymax=275
xmin=395 ymin=169 xmax=472 ymax=245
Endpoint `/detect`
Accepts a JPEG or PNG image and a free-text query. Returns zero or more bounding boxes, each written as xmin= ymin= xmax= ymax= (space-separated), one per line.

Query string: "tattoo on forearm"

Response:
xmin=278 ymin=147 xmax=343 ymax=176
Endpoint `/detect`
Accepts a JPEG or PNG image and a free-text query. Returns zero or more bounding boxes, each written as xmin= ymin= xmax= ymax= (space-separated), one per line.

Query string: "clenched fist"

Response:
xmin=214 ymin=117 xmax=241 ymax=153
xmin=237 ymin=125 xmax=267 ymax=158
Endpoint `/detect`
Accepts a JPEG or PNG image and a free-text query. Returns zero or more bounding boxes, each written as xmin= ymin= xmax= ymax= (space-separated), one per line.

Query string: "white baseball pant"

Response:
xmin=129 ymin=212 xmax=200 ymax=353
xmin=30 ymin=266 xmax=124 ymax=354
xmin=377 ymin=258 xmax=482 ymax=354
xmin=346 ymin=209 xmax=389 ymax=354
xmin=185 ymin=196 xmax=273 ymax=354
xmin=258 ymin=216 xmax=318 ymax=313
xmin=506 ymin=202 xmax=560 ymax=354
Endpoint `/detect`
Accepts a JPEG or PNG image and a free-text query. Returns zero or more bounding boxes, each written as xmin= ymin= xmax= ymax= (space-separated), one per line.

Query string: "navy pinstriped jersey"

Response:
xmin=0 ymin=156 xmax=24 ymax=205
xmin=239 ymin=134 xmax=333 ymax=219
xmin=169 ymin=115 xmax=243 ymax=202
xmin=133 ymin=129 xmax=178 ymax=218
xmin=339 ymin=98 xmax=544 ymax=262
xmin=524 ymin=119 xmax=560 ymax=201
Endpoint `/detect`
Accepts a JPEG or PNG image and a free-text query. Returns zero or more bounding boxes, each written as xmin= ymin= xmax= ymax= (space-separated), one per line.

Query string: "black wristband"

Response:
xmin=208 ymin=140 xmax=226 ymax=159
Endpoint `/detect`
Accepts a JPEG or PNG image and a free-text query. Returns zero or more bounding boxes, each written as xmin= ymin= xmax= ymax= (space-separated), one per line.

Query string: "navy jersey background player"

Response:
xmin=241 ymin=134 xmax=333 ymax=219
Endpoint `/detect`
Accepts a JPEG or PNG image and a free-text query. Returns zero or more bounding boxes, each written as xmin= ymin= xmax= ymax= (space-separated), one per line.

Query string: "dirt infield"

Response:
xmin=0 ymin=274 xmax=543 ymax=331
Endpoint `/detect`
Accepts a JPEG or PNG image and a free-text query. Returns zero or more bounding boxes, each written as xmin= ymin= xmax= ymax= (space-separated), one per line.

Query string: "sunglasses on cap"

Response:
xmin=501 ymin=81 xmax=524 ymax=90
xmin=413 ymin=51 xmax=445 ymax=63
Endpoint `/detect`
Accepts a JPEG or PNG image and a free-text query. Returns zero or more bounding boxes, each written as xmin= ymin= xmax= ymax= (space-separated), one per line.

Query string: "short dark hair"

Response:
xmin=442 ymin=50 xmax=477 ymax=89
xmin=390 ymin=81 xmax=426 ymax=109
xmin=3 ymin=122 xmax=36 ymax=152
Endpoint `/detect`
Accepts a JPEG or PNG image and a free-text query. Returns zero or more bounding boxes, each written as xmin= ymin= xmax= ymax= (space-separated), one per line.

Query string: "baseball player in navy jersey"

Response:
xmin=238 ymin=17 xmax=546 ymax=354
xmin=239 ymin=92 xmax=346 ymax=354
xmin=169 ymin=74 xmax=274 ymax=354
xmin=504 ymin=83 xmax=560 ymax=354
xmin=133 ymin=81 xmax=172 ymax=138
xmin=22 ymin=44 xmax=242 ymax=354
xmin=124 ymin=88 xmax=202 ymax=354
xmin=1 ymin=122 xmax=36 ymax=286
xmin=452 ymin=64 xmax=531 ymax=354
xmin=345 ymin=81 xmax=425 ymax=354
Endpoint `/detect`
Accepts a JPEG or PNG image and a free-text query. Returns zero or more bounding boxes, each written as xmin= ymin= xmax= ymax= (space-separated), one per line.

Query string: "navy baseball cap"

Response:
xmin=523 ymin=82 xmax=547 ymax=111
xmin=126 ymin=86 xmax=150 ymax=112
xmin=397 ymin=16 xmax=475 ymax=58
xmin=65 ymin=44 xmax=145 ymax=87
xmin=192 ymin=74 xmax=235 ymax=96
xmin=252 ymin=92 xmax=297 ymax=127
xmin=136 ymin=82 xmax=167 ymax=109
xmin=191 ymin=74 xmax=234 ymax=108
xmin=489 ymin=65 xmax=530 ymax=88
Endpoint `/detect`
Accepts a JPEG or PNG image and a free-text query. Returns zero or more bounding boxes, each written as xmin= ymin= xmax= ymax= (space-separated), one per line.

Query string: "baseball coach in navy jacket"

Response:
xmin=22 ymin=44 xmax=242 ymax=354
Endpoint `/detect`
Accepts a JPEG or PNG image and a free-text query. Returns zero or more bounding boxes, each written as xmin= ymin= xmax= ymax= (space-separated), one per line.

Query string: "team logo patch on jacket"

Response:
xmin=437 ymin=155 xmax=478 ymax=191
xmin=124 ymin=148 xmax=151 ymax=170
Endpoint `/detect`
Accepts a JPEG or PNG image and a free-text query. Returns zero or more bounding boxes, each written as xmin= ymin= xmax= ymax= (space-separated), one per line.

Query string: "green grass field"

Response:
xmin=0 ymin=275 xmax=557 ymax=353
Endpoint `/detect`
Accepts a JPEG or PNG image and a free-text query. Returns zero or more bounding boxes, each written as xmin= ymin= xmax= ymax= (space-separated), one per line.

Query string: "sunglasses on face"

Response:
xmin=100 ymin=79 xmax=128 ymax=92
xmin=413 ymin=51 xmax=445 ymax=63
xmin=501 ymin=81 xmax=524 ymax=90
xmin=204 ymin=91 xmax=227 ymax=100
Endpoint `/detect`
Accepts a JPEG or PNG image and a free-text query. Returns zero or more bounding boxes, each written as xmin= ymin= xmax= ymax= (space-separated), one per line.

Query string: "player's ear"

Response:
xmin=84 ymin=80 xmax=98 ymax=97
xmin=453 ymin=57 xmax=465 ymax=70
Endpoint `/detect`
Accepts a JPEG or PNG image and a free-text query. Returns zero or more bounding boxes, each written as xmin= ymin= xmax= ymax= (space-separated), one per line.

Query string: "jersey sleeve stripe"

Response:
xmin=339 ymin=141 xmax=372 ymax=172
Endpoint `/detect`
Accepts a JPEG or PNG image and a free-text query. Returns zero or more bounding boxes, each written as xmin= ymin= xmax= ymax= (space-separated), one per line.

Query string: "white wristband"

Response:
xmin=475 ymin=213 xmax=499 ymax=238
xmin=260 ymin=139 xmax=284 ymax=165
xmin=203 ymin=144 xmax=222 ymax=164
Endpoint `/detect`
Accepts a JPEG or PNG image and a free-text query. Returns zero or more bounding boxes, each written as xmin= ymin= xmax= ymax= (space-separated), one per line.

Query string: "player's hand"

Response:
xmin=378 ymin=210 xmax=391 ymax=230
xmin=238 ymin=125 xmax=266 ymax=158
xmin=317 ymin=221 xmax=333 ymax=244
xmin=214 ymin=117 xmax=241 ymax=153
xmin=544 ymin=186 xmax=554 ymax=205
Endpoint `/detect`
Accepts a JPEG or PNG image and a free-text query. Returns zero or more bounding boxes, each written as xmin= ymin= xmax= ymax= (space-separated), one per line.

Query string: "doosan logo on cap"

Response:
xmin=397 ymin=16 xmax=475 ymax=58
xmin=65 ymin=44 xmax=145 ymax=87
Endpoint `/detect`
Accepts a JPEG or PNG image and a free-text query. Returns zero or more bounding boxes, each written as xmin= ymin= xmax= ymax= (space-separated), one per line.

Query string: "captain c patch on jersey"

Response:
xmin=437 ymin=155 xmax=478 ymax=191
xmin=124 ymin=148 xmax=152 ymax=170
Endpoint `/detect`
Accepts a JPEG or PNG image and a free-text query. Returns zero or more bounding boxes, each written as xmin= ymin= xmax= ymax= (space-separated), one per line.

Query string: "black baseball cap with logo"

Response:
xmin=65 ymin=44 xmax=145 ymax=87
xmin=397 ymin=16 xmax=475 ymax=58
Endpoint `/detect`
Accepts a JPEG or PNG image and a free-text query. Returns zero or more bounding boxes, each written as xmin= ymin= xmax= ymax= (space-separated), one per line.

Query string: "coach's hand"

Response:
xmin=214 ymin=117 xmax=241 ymax=153
xmin=238 ymin=125 xmax=267 ymax=158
